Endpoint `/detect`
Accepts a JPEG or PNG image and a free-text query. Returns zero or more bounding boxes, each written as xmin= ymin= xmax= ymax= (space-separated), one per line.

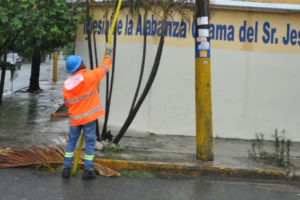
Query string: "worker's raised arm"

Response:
xmin=86 ymin=45 xmax=113 ymax=85
xmin=100 ymin=57 xmax=112 ymax=74
xmin=99 ymin=43 xmax=113 ymax=74
xmin=92 ymin=56 xmax=112 ymax=81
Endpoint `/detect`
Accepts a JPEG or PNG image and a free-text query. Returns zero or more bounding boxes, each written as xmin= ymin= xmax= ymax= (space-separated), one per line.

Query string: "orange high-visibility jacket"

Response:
xmin=63 ymin=58 xmax=112 ymax=126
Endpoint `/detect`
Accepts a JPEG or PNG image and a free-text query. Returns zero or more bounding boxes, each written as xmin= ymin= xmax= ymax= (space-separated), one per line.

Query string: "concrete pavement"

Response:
xmin=0 ymin=58 xmax=300 ymax=181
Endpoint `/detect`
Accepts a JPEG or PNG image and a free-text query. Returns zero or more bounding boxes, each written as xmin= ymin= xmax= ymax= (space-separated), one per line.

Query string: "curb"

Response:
xmin=94 ymin=158 xmax=298 ymax=180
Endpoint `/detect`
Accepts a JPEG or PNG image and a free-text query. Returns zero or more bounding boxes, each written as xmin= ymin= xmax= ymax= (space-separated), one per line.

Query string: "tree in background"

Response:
xmin=0 ymin=0 xmax=37 ymax=103
xmin=13 ymin=0 xmax=84 ymax=92
xmin=0 ymin=0 xmax=37 ymax=57
xmin=62 ymin=42 xmax=76 ymax=59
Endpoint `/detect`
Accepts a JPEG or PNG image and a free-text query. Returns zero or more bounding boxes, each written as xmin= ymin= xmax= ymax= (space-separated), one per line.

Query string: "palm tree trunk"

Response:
xmin=86 ymin=0 xmax=94 ymax=70
xmin=103 ymin=11 xmax=110 ymax=118
xmin=27 ymin=52 xmax=41 ymax=92
xmin=86 ymin=0 xmax=101 ymax=140
xmin=93 ymin=25 xmax=99 ymax=67
xmin=129 ymin=12 xmax=148 ymax=113
xmin=113 ymin=21 xmax=166 ymax=144
xmin=91 ymin=1 xmax=102 ymax=141
xmin=101 ymin=19 xmax=118 ymax=141
xmin=100 ymin=12 xmax=110 ymax=140
xmin=101 ymin=0 xmax=119 ymax=141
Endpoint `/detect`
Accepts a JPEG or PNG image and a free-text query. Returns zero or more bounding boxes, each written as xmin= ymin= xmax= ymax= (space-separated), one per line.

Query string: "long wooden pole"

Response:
xmin=72 ymin=0 xmax=123 ymax=175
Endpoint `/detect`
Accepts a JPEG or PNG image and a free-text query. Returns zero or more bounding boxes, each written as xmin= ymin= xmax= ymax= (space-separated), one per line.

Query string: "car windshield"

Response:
xmin=6 ymin=53 xmax=21 ymax=64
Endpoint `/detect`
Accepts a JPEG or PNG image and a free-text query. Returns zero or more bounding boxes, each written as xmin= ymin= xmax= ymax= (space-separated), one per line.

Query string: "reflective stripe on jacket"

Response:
xmin=63 ymin=57 xmax=112 ymax=126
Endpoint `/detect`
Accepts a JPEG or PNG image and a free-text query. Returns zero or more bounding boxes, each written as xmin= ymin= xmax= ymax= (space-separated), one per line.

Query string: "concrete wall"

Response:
xmin=75 ymin=7 xmax=300 ymax=141
xmin=212 ymin=50 xmax=300 ymax=141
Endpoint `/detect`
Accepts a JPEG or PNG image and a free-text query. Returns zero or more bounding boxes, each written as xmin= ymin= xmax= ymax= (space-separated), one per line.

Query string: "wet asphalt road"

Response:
xmin=1 ymin=58 xmax=300 ymax=200
xmin=0 ymin=168 xmax=299 ymax=200
xmin=0 ymin=59 xmax=68 ymax=148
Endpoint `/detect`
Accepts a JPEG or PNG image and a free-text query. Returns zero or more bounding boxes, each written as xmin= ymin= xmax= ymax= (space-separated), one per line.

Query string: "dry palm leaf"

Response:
xmin=0 ymin=145 xmax=65 ymax=168
xmin=0 ymin=148 xmax=10 ymax=153
xmin=79 ymin=153 xmax=121 ymax=177
xmin=94 ymin=163 xmax=121 ymax=177
xmin=0 ymin=144 xmax=120 ymax=177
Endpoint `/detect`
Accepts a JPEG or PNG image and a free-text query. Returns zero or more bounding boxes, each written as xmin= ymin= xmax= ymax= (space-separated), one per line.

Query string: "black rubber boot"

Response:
xmin=82 ymin=170 xmax=96 ymax=180
xmin=62 ymin=168 xmax=70 ymax=179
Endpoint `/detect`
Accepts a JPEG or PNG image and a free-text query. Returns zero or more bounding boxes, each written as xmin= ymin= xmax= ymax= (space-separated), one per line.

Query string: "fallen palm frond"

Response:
xmin=0 ymin=144 xmax=120 ymax=177
xmin=77 ymin=151 xmax=121 ymax=177
xmin=94 ymin=162 xmax=121 ymax=177
xmin=0 ymin=144 xmax=65 ymax=168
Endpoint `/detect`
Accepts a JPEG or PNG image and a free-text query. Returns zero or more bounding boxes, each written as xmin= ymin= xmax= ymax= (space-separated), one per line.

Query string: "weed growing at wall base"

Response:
xmin=103 ymin=144 xmax=127 ymax=153
xmin=249 ymin=129 xmax=293 ymax=169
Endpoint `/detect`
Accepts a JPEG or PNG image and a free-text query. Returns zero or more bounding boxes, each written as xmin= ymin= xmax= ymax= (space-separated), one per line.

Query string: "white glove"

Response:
xmin=105 ymin=43 xmax=113 ymax=58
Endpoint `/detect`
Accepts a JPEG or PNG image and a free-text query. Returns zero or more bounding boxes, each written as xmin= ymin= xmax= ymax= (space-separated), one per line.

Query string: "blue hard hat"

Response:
xmin=66 ymin=55 xmax=82 ymax=74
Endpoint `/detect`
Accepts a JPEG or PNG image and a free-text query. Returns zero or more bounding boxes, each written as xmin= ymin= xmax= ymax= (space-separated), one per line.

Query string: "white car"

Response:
xmin=6 ymin=53 xmax=21 ymax=64
xmin=6 ymin=53 xmax=22 ymax=69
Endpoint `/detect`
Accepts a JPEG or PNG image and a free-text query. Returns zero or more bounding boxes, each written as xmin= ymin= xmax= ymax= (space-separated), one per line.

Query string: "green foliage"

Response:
xmin=0 ymin=0 xmax=86 ymax=58
xmin=0 ymin=0 xmax=36 ymax=56
xmin=139 ymin=156 xmax=149 ymax=161
xmin=62 ymin=42 xmax=75 ymax=57
xmin=249 ymin=129 xmax=293 ymax=169
xmin=0 ymin=61 xmax=15 ymax=70
xmin=15 ymin=0 xmax=82 ymax=58
xmin=102 ymin=154 xmax=115 ymax=159
xmin=104 ymin=144 xmax=127 ymax=153
xmin=100 ymin=144 xmax=128 ymax=160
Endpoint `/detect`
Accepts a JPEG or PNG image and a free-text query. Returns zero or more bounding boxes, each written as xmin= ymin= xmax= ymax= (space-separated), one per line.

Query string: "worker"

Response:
xmin=62 ymin=46 xmax=112 ymax=180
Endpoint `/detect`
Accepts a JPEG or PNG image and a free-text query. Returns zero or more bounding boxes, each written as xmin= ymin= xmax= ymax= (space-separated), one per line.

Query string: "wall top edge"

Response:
xmin=68 ymin=0 xmax=300 ymax=13
xmin=209 ymin=0 xmax=300 ymax=12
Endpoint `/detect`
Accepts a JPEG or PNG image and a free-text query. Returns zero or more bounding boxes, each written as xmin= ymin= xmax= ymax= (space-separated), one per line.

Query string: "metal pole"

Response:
xmin=0 ymin=66 xmax=6 ymax=105
xmin=0 ymin=54 xmax=7 ymax=105
xmin=53 ymin=50 xmax=58 ymax=83
xmin=195 ymin=0 xmax=213 ymax=161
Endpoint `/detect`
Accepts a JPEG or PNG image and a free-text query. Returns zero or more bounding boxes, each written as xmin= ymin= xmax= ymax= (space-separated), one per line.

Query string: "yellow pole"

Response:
xmin=195 ymin=0 xmax=213 ymax=161
xmin=195 ymin=58 xmax=213 ymax=160
xmin=53 ymin=51 xmax=58 ymax=82
xmin=72 ymin=134 xmax=85 ymax=175
xmin=101 ymin=0 xmax=122 ymax=63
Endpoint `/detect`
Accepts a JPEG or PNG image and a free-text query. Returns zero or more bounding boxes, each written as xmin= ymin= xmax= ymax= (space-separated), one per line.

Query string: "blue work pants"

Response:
xmin=63 ymin=120 xmax=97 ymax=171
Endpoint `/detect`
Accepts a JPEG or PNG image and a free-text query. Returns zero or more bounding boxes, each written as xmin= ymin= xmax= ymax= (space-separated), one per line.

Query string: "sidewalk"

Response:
xmin=0 ymin=60 xmax=299 ymax=181
xmin=97 ymin=135 xmax=300 ymax=179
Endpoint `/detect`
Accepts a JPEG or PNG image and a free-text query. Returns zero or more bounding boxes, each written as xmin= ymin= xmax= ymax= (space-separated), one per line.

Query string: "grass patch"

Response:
xmin=103 ymin=144 xmax=127 ymax=153
xmin=249 ymin=129 xmax=293 ymax=169
xmin=138 ymin=156 xmax=149 ymax=161
xmin=101 ymin=153 xmax=115 ymax=159
xmin=120 ymin=170 xmax=156 ymax=178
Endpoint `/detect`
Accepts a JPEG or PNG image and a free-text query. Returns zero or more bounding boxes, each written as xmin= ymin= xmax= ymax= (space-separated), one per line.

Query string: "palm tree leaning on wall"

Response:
xmin=101 ymin=0 xmax=148 ymax=141
xmin=113 ymin=0 xmax=191 ymax=144
xmin=128 ymin=0 xmax=151 ymax=114
xmin=101 ymin=0 xmax=119 ymax=141
xmin=85 ymin=0 xmax=105 ymax=141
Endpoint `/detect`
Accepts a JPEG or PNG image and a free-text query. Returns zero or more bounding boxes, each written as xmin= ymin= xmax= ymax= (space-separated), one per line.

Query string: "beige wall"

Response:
xmin=75 ymin=7 xmax=300 ymax=141
xmin=249 ymin=0 xmax=300 ymax=4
